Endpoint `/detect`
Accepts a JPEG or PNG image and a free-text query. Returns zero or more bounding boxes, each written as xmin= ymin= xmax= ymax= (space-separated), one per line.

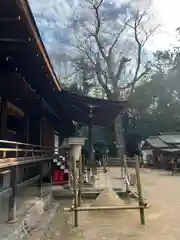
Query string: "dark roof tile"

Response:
xmin=146 ymin=136 xmax=168 ymax=148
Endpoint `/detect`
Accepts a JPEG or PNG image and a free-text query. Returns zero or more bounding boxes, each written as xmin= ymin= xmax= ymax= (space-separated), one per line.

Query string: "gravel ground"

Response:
xmin=31 ymin=167 xmax=180 ymax=240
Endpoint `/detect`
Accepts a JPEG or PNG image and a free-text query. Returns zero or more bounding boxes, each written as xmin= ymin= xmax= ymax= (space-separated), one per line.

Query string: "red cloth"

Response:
xmin=53 ymin=169 xmax=68 ymax=185
xmin=53 ymin=169 xmax=64 ymax=181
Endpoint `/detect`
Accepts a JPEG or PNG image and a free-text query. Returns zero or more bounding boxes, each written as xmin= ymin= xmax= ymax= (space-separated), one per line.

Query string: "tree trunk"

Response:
xmin=114 ymin=114 xmax=125 ymax=161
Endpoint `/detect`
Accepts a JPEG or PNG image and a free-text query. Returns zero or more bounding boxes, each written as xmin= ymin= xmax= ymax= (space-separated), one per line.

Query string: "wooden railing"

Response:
xmin=0 ymin=140 xmax=54 ymax=169
xmin=0 ymin=140 xmax=54 ymax=224
xmin=108 ymin=157 xmax=137 ymax=166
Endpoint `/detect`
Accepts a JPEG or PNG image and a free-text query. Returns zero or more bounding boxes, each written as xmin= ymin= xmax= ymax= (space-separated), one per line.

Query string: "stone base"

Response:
xmin=6 ymin=218 xmax=18 ymax=224
xmin=0 ymin=193 xmax=53 ymax=240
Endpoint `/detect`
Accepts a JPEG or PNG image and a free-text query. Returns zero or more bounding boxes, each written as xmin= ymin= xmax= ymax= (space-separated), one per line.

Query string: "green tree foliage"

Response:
xmin=58 ymin=2 xmax=180 ymax=150
xmin=126 ymin=33 xmax=180 ymax=139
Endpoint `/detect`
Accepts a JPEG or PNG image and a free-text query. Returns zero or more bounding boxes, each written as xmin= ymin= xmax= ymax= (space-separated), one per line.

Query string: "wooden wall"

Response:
xmin=0 ymin=98 xmax=8 ymax=139
xmin=0 ymin=97 xmax=56 ymax=148
xmin=41 ymin=117 xmax=55 ymax=147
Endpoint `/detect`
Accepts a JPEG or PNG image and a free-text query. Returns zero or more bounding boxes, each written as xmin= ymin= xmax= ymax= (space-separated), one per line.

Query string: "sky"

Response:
xmin=151 ymin=0 xmax=180 ymax=50
xmin=28 ymin=0 xmax=180 ymax=70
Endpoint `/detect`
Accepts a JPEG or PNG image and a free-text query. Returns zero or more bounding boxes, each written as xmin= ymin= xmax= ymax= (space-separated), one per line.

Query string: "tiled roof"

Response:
xmin=146 ymin=136 xmax=168 ymax=148
xmin=159 ymin=132 xmax=180 ymax=135
xmin=161 ymin=148 xmax=180 ymax=153
xmin=159 ymin=133 xmax=180 ymax=144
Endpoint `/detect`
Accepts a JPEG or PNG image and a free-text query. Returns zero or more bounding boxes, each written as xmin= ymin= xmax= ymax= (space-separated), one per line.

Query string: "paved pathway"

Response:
xmin=0 ymin=183 xmax=51 ymax=239
xmin=30 ymin=167 xmax=180 ymax=239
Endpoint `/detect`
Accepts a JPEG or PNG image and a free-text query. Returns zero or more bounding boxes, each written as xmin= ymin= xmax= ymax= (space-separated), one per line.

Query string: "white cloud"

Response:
xmin=151 ymin=0 xmax=180 ymax=50
xmin=28 ymin=0 xmax=179 ymax=75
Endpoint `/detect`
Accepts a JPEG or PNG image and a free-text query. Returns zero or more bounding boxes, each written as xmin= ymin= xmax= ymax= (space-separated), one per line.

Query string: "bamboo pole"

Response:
xmin=124 ymin=155 xmax=128 ymax=187
xmin=120 ymin=158 xmax=124 ymax=179
xmin=72 ymin=154 xmax=78 ymax=227
xmin=64 ymin=204 xmax=149 ymax=212
xmin=135 ymin=155 xmax=145 ymax=225
xmin=124 ymin=155 xmax=128 ymax=176
xmin=123 ymin=155 xmax=130 ymax=203
xmin=128 ymin=187 xmax=139 ymax=199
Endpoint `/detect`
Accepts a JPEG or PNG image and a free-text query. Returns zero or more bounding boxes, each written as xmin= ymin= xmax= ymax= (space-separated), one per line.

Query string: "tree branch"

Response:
xmin=108 ymin=21 xmax=129 ymax=57
xmin=141 ymin=24 xmax=160 ymax=46
xmin=71 ymin=0 xmax=159 ymax=101
xmin=115 ymin=8 xmax=157 ymax=97
xmin=95 ymin=52 xmax=112 ymax=97
xmin=90 ymin=0 xmax=108 ymax=62
xmin=96 ymin=71 xmax=112 ymax=98
xmin=86 ymin=0 xmax=114 ymax=97
xmin=126 ymin=11 xmax=144 ymax=94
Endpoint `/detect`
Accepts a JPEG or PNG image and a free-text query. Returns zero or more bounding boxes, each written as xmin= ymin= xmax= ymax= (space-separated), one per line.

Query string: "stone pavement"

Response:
xmin=0 ymin=183 xmax=51 ymax=239
xmin=94 ymin=170 xmax=112 ymax=189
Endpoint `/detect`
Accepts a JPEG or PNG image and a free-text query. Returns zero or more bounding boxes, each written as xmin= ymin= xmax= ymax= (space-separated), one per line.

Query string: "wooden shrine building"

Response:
xmin=0 ymin=0 xmax=75 ymax=226
xmin=0 ymin=0 xmax=75 ymax=145
xmin=58 ymin=91 xmax=126 ymax=167
xmin=0 ymin=0 xmax=126 ymax=230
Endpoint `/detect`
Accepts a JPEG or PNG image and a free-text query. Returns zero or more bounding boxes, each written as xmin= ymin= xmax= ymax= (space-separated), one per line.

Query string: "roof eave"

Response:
xmin=18 ymin=0 xmax=62 ymax=92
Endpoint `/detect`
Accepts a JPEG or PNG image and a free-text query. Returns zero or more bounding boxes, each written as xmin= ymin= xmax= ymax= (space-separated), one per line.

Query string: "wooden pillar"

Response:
xmin=0 ymin=98 xmax=8 ymax=139
xmin=72 ymin=153 xmax=78 ymax=227
xmin=7 ymin=166 xmax=18 ymax=223
xmin=78 ymin=154 xmax=83 ymax=206
xmin=48 ymin=159 xmax=53 ymax=203
xmin=88 ymin=119 xmax=93 ymax=166
xmin=88 ymin=107 xmax=94 ymax=181
xmin=39 ymin=162 xmax=44 ymax=198
xmin=88 ymin=121 xmax=94 ymax=182
xmin=50 ymin=159 xmax=53 ymax=183
xmin=29 ymin=115 xmax=43 ymax=195
xmin=28 ymin=115 xmax=43 ymax=145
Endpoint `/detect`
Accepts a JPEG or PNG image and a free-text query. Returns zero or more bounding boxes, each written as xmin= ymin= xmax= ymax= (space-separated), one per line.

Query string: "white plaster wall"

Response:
xmin=141 ymin=149 xmax=153 ymax=163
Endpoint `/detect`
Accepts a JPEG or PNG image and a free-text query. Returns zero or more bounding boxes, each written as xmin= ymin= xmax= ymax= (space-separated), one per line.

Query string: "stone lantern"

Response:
xmin=68 ymin=137 xmax=86 ymax=187
xmin=68 ymin=137 xmax=86 ymax=162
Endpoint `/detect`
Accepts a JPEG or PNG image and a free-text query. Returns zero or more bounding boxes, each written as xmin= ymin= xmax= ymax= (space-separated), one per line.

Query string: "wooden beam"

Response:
xmin=8 ymin=101 xmax=24 ymax=117
xmin=0 ymin=38 xmax=27 ymax=44
xmin=0 ymin=17 xmax=20 ymax=22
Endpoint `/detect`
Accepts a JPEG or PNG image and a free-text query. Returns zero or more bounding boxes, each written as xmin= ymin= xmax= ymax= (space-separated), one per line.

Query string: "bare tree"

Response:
xmin=71 ymin=0 xmax=159 ymax=157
